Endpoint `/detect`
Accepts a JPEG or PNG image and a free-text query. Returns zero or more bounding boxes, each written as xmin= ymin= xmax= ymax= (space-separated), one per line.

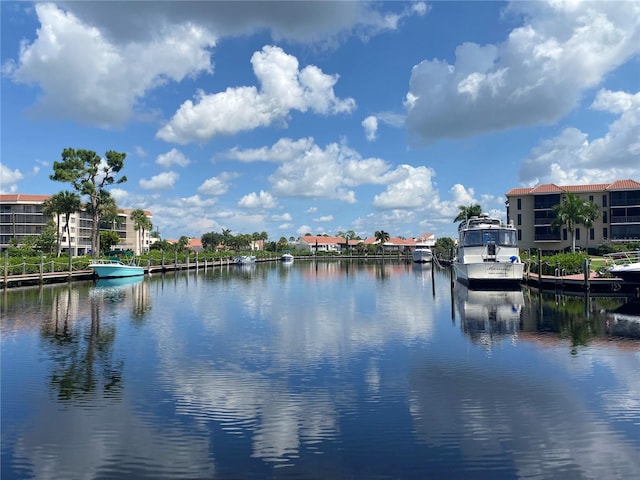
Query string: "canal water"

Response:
xmin=2 ymin=260 xmax=639 ymax=480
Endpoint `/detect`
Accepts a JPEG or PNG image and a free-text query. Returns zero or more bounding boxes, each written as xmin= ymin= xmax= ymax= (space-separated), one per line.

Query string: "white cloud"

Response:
xmin=238 ymin=190 xmax=278 ymax=209
xmin=313 ymin=215 xmax=334 ymax=223
xmin=296 ymin=225 xmax=314 ymax=236
xmin=362 ymin=115 xmax=378 ymax=141
xmin=271 ymin=213 xmax=292 ymax=222
xmin=139 ymin=171 xmax=179 ymax=190
xmin=156 ymin=46 xmax=356 ymax=144
xmin=4 ymin=3 xmax=216 ymax=127
xmin=197 ymin=172 xmax=236 ymax=196
xmin=373 ymin=165 xmax=437 ymax=209
xmin=405 ymin=2 xmax=640 ymax=144
xmin=223 ymin=137 xmax=315 ymax=163
xmin=0 ymin=164 xmax=24 ymax=192
xmin=156 ymin=148 xmax=191 ymax=168
xmin=518 ymin=89 xmax=640 ymax=185
xmin=56 ymin=1 xmax=426 ymax=47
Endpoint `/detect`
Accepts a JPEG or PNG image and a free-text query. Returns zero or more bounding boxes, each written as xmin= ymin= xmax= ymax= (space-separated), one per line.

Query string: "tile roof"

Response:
xmin=505 ymin=179 xmax=640 ymax=196
xmin=299 ymin=235 xmax=346 ymax=245
xmin=0 ymin=194 xmax=52 ymax=202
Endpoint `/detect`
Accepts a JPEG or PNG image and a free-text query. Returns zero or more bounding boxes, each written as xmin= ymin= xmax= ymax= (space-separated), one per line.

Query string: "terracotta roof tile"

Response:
xmin=506 ymin=179 xmax=640 ymax=196
xmin=0 ymin=194 xmax=52 ymax=202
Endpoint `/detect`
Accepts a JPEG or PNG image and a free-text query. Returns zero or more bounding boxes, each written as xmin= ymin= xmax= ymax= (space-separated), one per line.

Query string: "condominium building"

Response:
xmin=0 ymin=194 xmax=153 ymax=255
xmin=505 ymin=179 xmax=640 ymax=253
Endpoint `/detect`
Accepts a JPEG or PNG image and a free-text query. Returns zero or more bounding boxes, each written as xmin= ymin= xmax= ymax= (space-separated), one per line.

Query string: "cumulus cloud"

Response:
xmin=222 ymin=137 xmax=315 ymax=163
xmin=238 ymin=190 xmax=278 ymax=209
xmin=4 ymin=3 xmax=216 ymax=127
xmin=0 ymin=164 xmax=24 ymax=192
xmin=57 ymin=1 xmax=426 ymax=47
xmin=271 ymin=213 xmax=292 ymax=222
xmin=372 ymin=165 xmax=437 ymax=209
xmin=313 ymin=215 xmax=334 ymax=223
xmin=362 ymin=116 xmax=378 ymax=141
xmin=518 ymin=89 xmax=640 ymax=185
xmin=405 ymin=2 xmax=640 ymax=144
xmin=224 ymin=137 xmax=392 ymax=203
xmin=156 ymin=149 xmax=191 ymax=168
xmin=156 ymin=46 xmax=356 ymax=144
xmin=197 ymin=172 xmax=237 ymax=196
xmin=139 ymin=171 xmax=179 ymax=190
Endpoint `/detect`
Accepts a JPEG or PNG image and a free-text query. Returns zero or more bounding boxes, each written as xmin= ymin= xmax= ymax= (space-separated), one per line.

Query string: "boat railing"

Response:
xmin=89 ymin=257 xmax=141 ymax=266
xmin=605 ymin=251 xmax=640 ymax=267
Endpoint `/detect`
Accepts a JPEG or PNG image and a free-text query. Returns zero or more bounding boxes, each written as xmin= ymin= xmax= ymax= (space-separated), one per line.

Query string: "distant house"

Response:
xmin=415 ymin=233 xmax=436 ymax=246
xmin=250 ymin=240 xmax=264 ymax=251
xmin=187 ymin=238 xmax=203 ymax=252
xmin=297 ymin=235 xmax=347 ymax=253
xmin=362 ymin=234 xmax=436 ymax=252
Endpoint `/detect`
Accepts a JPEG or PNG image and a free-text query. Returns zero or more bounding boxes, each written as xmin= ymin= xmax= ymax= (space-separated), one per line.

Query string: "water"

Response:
xmin=2 ymin=260 xmax=639 ymax=480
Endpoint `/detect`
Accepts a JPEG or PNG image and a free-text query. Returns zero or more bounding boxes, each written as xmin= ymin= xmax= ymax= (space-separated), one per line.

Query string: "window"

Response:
xmin=517 ymin=214 xmax=522 ymax=226
xmin=602 ymin=195 xmax=607 ymax=207
xmin=590 ymin=228 xmax=594 ymax=241
xmin=534 ymin=194 xmax=561 ymax=209
xmin=589 ymin=195 xmax=594 ymax=202
xmin=603 ymin=227 xmax=607 ymax=240
xmin=517 ymin=230 xmax=522 ymax=241
xmin=602 ymin=211 xmax=608 ymax=223
xmin=563 ymin=229 xmax=567 ymax=241
xmin=517 ymin=198 xmax=521 ymax=210
xmin=576 ymin=228 xmax=580 ymax=241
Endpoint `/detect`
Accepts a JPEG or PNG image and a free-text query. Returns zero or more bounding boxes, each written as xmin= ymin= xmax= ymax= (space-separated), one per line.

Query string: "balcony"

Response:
xmin=610 ymin=215 xmax=640 ymax=224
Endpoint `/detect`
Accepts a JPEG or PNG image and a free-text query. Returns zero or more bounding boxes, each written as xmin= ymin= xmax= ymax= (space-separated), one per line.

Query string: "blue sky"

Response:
xmin=1 ymin=1 xmax=638 ymax=242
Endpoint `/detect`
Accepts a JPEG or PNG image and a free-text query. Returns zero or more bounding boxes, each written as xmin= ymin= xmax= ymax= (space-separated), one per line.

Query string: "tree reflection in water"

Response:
xmin=41 ymin=284 xmax=125 ymax=402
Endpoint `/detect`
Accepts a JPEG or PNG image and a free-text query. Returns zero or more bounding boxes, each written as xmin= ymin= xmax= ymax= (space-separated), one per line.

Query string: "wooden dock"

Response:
xmin=523 ymin=271 xmax=637 ymax=295
xmin=1 ymin=257 xmax=264 ymax=289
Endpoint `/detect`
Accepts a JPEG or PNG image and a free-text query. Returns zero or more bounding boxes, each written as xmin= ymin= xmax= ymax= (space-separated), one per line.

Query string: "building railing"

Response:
xmin=610 ymin=215 xmax=640 ymax=223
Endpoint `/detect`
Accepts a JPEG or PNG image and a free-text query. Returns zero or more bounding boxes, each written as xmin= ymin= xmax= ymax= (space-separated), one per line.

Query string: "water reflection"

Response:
xmin=2 ymin=264 xmax=639 ymax=479
xmin=606 ymin=299 xmax=640 ymax=339
xmin=455 ymin=284 xmax=523 ymax=348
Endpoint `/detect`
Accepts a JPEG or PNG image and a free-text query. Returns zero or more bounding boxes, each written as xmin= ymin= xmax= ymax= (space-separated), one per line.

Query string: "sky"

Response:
xmin=1 ymin=1 xmax=639 ymax=242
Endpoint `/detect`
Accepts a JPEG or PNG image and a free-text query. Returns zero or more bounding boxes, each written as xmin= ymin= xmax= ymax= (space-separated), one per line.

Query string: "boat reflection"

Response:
xmin=606 ymin=299 xmax=640 ymax=339
xmin=95 ymin=276 xmax=144 ymax=289
xmin=455 ymin=283 xmax=524 ymax=347
xmin=91 ymin=275 xmax=151 ymax=318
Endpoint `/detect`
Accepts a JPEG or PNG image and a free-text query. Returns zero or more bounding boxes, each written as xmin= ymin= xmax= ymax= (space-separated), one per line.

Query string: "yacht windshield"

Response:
xmin=462 ymin=229 xmax=516 ymax=247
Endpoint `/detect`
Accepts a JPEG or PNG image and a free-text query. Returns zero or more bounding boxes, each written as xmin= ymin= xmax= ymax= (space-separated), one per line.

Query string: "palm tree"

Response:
xmin=579 ymin=199 xmax=600 ymax=253
xmin=454 ymin=204 xmax=482 ymax=222
xmin=374 ymin=230 xmax=390 ymax=253
xmin=130 ymin=208 xmax=152 ymax=254
xmin=552 ymin=192 xmax=596 ymax=253
xmin=42 ymin=196 xmax=62 ymax=256
xmin=42 ymin=191 xmax=82 ymax=257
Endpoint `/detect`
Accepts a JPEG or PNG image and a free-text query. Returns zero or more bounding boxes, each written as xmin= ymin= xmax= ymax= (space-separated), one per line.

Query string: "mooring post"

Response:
xmin=583 ymin=258 xmax=590 ymax=293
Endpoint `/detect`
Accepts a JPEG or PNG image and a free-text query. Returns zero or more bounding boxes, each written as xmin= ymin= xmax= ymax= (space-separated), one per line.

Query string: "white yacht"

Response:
xmin=412 ymin=244 xmax=433 ymax=263
xmin=453 ymin=214 xmax=523 ymax=286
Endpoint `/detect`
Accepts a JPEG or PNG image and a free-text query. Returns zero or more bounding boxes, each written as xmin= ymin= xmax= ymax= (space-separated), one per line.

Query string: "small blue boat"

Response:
xmin=89 ymin=258 xmax=144 ymax=278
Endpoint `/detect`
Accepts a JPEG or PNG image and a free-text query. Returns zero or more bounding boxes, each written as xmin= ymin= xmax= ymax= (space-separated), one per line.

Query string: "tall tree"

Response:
xmin=579 ymin=200 xmax=600 ymax=252
xmin=130 ymin=209 xmax=152 ymax=254
xmin=42 ymin=191 xmax=82 ymax=257
xmin=454 ymin=204 xmax=482 ymax=222
xmin=50 ymin=148 xmax=127 ymax=258
xmin=552 ymin=192 xmax=597 ymax=253
xmin=42 ymin=196 xmax=63 ymax=256
xmin=374 ymin=230 xmax=390 ymax=253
